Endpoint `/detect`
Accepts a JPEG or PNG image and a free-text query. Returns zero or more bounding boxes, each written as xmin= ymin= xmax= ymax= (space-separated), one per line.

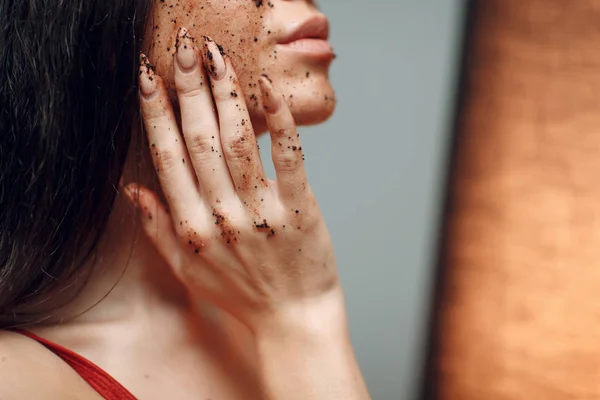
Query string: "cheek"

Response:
xmin=185 ymin=2 xmax=277 ymax=113
xmin=188 ymin=1 xmax=266 ymax=57
xmin=149 ymin=1 xmax=269 ymax=93
xmin=146 ymin=1 xmax=335 ymax=129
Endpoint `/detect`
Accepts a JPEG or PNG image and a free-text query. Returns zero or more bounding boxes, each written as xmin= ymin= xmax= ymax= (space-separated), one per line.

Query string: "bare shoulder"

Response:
xmin=0 ymin=330 xmax=102 ymax=399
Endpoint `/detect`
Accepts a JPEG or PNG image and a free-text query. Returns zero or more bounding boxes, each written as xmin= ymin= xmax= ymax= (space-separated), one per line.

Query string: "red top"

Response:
xmin=11 ymin=329 xmax=137 ymax=400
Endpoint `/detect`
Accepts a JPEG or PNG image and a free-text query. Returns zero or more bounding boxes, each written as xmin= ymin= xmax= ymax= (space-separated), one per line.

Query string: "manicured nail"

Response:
xmin=258 ymin=75 xmax=281 ymax=114
xmin=176 ymin=27 xmax=197 ymax=72
xmin=201 ymin=35 xmax=226 ymax=80
xmin=124 ymin=183 xmax=138 ymax=196
xmin=121 ymin=184 xmax=141 ymax=209
xmin=139 ymin=53 xmax=157 ymax=98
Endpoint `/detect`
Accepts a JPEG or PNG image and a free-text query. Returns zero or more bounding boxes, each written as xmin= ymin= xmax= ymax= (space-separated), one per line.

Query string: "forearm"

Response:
xmin=253 ymin=290 xmax=371 ymax=400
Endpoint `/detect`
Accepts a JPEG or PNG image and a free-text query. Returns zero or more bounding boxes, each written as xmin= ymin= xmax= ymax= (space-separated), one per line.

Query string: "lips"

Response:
xmin=278 ymin=15 xmax=330 ymax=45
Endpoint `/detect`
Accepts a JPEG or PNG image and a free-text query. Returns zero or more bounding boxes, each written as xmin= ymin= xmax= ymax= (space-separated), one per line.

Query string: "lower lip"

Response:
xmin=276 ymin=39 xmax=335 ymax=59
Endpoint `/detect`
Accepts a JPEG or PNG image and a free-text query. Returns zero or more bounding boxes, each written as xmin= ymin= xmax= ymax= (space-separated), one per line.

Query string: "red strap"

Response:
xmin=11 ymin=328 xmax=137 ymax=400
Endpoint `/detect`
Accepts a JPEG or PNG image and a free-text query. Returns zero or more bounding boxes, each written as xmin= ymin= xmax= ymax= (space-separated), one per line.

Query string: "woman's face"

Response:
xmin=146 ymin=0 xmax=336 ymax=133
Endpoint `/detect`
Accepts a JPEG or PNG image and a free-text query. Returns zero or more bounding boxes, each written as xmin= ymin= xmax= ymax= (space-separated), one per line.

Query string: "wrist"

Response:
xmin=250 ymin=287 xmax=370 ymax=400
xmin=251 ymin=286 xmax=350 ymax=342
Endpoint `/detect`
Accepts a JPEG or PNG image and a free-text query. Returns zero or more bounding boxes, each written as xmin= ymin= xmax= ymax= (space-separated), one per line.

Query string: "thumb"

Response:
xmin=121 ymin=183 xmax=181 ymax=269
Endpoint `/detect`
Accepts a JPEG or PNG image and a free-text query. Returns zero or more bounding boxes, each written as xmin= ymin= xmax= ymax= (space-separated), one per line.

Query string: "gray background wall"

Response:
xmin=258 ymin=2 xmax=465 ymax=398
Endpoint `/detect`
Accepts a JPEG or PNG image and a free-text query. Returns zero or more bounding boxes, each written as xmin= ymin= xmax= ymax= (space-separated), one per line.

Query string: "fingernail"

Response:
xmin=121 ymin=184 xmax=140 ymax=207
xmin=201 ymin=36 xmax=226 ymax=80
xmin=258 ymin=75 xmax=281 ymax=114
xmin=176 ymin=27 xmax=197 ymax=71
xmin=124 ymin=183 xmax=138 ymax=196
xmin=139 ymin=53 xmax=157 ymax=98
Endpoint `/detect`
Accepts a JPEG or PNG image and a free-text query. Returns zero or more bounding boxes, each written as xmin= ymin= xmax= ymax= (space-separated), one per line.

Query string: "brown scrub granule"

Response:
xmin=255 ymin=219 xmax=270 ymax=229
xmin=212 ymin=209 xmax=237 ymax=244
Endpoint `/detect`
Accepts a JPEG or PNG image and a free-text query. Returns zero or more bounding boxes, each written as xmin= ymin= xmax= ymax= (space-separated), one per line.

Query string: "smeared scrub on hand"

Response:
xmin=212 ymin=208 xmax=239 ymax=244
xmin=139 ymin=53 xmax=156 ymax=79
xmin=255 ymin=219 xmax=276 ymax=237
xmin=182 ymin=223 xmax=208 ymax=253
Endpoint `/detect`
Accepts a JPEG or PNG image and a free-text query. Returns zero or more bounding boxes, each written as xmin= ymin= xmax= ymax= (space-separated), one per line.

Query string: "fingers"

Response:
xmin=139 ymin=54 xmax=202 ymax=222
xmin=258 ymin=76 xmax=308 ymax=203
xmin=201 ymin=36 xmax=268 ymax=199
xmin=122 ymin=184 xmax=225 ymax=291
xmin=173 ymin=28 xmax=235 ymax=204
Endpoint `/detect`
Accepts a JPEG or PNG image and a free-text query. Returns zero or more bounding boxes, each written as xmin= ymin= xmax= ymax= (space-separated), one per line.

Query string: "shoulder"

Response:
xmin=0 ymin=330 xmax=102 ymax=399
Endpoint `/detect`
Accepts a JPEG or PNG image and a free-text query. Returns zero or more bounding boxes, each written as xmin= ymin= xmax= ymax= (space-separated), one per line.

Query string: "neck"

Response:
xmin=17 ymin=126 xmax=190 ymax=329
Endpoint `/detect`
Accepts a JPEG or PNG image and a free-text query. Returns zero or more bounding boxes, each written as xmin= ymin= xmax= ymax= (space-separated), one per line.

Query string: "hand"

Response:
xmin=123 ymin=28 xmax=342 ymax=333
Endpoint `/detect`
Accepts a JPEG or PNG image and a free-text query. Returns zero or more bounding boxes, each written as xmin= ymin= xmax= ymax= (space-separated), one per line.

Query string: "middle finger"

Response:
xmin=201 ymin=36 xmax=268 ymax=200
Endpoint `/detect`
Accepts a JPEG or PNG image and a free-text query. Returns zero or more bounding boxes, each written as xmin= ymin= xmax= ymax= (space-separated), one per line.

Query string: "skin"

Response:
xmin=0 ymin=0 xmax=371 ymax=399
xmin=427 ymin=0 xmax=600 ymax=398
xmin=145 ymin=0 xmax=336 ymax=132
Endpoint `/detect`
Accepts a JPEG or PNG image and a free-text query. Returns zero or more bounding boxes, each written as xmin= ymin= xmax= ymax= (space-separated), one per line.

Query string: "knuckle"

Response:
xmin=142 ymin=102 xmax=170 ymax=124
xmin=175 ymin=222 xmax=212 ymax=252
xmin=251 ymin=214 xmax=283 ymax=238
xmin=273 ymin=127 xmax=296 ymax=140
xmin=154 ymin=146 xmax=178 ymax=173
xmin=273 ymin=152 xmax=301 ymax=172
xmin=224 ymin=135 xmax=254 ymax=161
xmin=213 ymin=85 xmax=239 ymax=103
xmin=211 ymin=208 xmax=242 ymax=245
xmin=186 ymin=133 xmax=215 ymax=157
xmin=178 ymin=86 xmax=205 ymax=99
xmin=144 ymin=113 xmax=168 ymax=128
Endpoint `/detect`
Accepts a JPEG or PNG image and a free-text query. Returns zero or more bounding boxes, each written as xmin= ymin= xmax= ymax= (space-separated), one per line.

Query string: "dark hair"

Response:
xmin=0 ymin=0 xmax=152 ymax=325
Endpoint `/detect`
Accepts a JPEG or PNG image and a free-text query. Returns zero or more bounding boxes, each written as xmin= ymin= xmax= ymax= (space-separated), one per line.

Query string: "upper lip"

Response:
xmin=278 ymin=15 xmax=330 ymax=44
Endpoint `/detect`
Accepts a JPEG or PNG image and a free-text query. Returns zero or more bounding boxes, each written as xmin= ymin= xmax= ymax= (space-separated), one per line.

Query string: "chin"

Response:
xmin=289 ymin=87 xmax=337 ymax=126
xmin=249 ymin=79 xmax=336 ymax=135
xmin=290 ymin=99 xmax=336 ymax=126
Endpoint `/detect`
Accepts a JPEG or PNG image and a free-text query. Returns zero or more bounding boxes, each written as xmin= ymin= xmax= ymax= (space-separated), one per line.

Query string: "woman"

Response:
xmin=0 ymin=0 xmax=371 ymax=399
